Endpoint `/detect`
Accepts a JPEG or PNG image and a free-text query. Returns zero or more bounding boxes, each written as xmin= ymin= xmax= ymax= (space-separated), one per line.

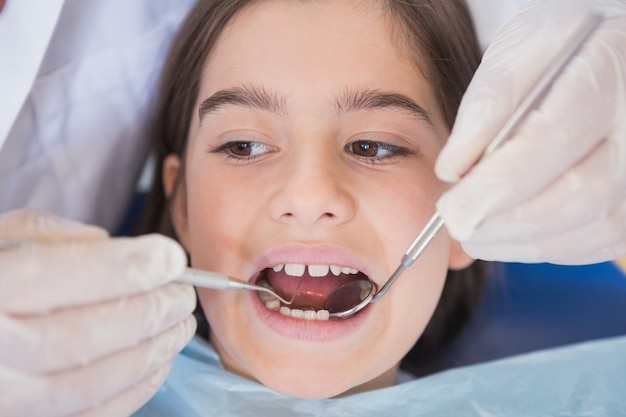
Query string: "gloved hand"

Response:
xmin=0 ymin=209 xmax=197 ymax=417
xmin=435 ymin=0 xmax=626 ymax=265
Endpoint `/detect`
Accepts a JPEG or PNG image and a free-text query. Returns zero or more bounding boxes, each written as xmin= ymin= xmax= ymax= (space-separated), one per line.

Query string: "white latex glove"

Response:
xmin=0 ymin=209 xmax=197 ymax=417
xmin=435 ymin=0 xmax=626 ymax=265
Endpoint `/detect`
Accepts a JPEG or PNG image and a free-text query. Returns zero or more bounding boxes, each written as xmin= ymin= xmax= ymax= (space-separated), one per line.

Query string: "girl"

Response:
xmin=141 ymin=0 xmax=486 ymax=401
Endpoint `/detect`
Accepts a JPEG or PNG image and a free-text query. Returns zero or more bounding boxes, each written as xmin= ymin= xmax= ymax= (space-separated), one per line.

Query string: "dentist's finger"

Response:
xmin=0 ymin=283 xmax=196 ymax=373
xmin=436 ymin=0 xmax=596 ymax=183
xmin=455 ymin=139 xmax=622 ymax=245
xmin=437 ymin=43 xmax=615 ymax=241
xmin=462 ymin=202 xmax=626 ymax=264
xmin=0 ymin=234 xmax=188 ymax=315
xmin=0 ymin=209 xmax=108 ymax=243
xmin=2 ymin=315 xmax=196 ymax=417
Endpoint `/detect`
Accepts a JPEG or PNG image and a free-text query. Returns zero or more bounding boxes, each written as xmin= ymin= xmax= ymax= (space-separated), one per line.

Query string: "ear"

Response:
xmin=163 ymin=154 xmax=191 ymax=251
xmin=448 ymin=238 xmax=474 ymax=271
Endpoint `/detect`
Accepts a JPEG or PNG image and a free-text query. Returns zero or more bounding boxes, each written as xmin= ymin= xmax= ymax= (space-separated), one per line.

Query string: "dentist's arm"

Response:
xmin=0 ymin=209 xmax=196 ymax=417
xmin=436 ymin=0 xmax=626 ymax=265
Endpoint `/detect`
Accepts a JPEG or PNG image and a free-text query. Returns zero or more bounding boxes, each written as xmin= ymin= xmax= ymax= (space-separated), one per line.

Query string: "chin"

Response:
xmin=256 ymin=368 xmax=361 ymax=400
xmin=245 ymin=345 xmax=398 ymax=400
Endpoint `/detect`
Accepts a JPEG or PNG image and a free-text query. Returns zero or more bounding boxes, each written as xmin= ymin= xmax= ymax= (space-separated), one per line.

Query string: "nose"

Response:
xmin=268 ymin=152 xmax=356 ymax=227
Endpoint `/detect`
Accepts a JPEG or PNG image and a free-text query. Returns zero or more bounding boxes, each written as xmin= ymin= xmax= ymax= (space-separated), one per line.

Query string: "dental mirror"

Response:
xmin=324 ymin=279 xmax=377 ymax=319
xmin=182 ymin=267 xmax=379 ymax=320
xmin=0 ymin=238 xmax=301 ymax=305
xmin=0 ymin=236 xmax=374 ymax=318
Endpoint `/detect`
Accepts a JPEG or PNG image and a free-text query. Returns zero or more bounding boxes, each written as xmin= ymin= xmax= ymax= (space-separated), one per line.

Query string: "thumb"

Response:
xmin=0 ymin=209 xmax=109 ymax=244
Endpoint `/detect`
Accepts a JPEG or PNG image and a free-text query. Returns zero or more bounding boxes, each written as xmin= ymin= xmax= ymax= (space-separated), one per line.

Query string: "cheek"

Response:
xmin=362 ymin=162 xmax=447 ymax=264
xmin=196 ymin=288 xmax=235 ymax=336
xmin=184 ymin=167 xmax=259 ymax=273
xmin=373 ymin=234 xmax=450 ymax=371
xmin=390 ymin=234 xmax=450 ymax=319
xmin=362 ymin=165 xmax=450 ymax=355
xmin=196 ymin=287 xmax=252 ymax=373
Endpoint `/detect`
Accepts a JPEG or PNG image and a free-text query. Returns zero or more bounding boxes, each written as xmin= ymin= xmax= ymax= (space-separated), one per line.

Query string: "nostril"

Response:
xmin=280 ymin=212 xmax=338 ymax=225
xmin=279 ymin=212 xmax=335 ymax=222
xmin=269 ymin=180 xmax=355 ymax=226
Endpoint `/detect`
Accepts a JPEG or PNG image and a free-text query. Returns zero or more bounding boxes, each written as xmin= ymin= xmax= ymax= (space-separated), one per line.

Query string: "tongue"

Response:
xmin=264 ymin=269 xmax=365 ymax=310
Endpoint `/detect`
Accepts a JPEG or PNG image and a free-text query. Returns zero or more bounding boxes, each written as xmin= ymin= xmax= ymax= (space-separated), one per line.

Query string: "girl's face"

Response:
xmin=166 ymin=0 xmax=471 ymax=399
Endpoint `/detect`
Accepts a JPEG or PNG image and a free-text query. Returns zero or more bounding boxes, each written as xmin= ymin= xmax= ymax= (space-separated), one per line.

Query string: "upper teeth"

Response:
xmin=272 ymin=263 xmax=359 ymax=277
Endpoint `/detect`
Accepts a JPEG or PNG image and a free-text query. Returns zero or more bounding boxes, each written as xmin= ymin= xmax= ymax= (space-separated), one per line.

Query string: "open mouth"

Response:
xmin=255 ymin=263 xmax=370 ymax=321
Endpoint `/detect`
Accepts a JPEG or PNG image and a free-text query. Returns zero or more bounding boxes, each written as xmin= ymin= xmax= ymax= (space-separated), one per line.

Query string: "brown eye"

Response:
xmin=345 ymin=138 xmax=412 ymax=164
xmin=229 ymin=142 xmax=252 ymax=156
xmin=211 ymin=140 xmax=277 ymax=162
xmin=350 ymin=141 xmax=379 ymax=157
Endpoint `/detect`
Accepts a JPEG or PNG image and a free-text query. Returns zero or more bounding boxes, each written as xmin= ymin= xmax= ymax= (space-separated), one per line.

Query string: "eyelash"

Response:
xmin=210 ymin=141 xmax=276 ymax=163
xmin=209 ymin=139 xmax=414 ymax=165
xmin=345 ymin=140 xmax=414 ymax=164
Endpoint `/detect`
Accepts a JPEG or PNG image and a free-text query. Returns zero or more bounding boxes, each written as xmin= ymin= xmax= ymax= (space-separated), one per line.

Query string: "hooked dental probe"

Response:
xmin=370 ymin=12 xmax=605 ymax=303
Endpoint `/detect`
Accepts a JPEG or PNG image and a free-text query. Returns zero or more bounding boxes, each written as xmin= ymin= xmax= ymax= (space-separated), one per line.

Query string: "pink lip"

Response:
xmin=245 ymin=244 xmax=377 ymax=341
xmin=247 ymin=290 xmax=372 ymax=341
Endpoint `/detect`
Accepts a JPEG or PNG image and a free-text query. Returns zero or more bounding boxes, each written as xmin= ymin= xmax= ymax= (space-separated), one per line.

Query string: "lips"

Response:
xmin=248 ymin=246 xmax=378 ymax=321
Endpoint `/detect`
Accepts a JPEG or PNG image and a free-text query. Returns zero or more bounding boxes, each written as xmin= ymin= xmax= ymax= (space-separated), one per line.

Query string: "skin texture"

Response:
xmin=165 ymin=0 xmax=472 ymax=399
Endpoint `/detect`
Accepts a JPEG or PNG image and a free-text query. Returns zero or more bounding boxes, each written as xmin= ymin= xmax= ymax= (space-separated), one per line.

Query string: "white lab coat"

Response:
xmin=0 ymin=0 xmax=195 ymax=231
xmin=0 ymin=0 xmax=526 ymax=232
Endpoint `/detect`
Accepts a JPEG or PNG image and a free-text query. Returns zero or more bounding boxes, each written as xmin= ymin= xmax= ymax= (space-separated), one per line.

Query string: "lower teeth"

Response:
xmin=258 ymin=280 xmax=330 ymax=321
xmin=278 ymin=306 xmax=330 ymax=321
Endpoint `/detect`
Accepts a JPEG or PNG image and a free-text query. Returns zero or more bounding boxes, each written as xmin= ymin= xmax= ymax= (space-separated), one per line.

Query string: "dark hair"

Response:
xmin=139 ymin=0 xmax=487 ymax=377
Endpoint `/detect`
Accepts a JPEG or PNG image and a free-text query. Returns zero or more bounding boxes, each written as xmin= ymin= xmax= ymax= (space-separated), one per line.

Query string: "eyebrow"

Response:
xmin=199 ymin=85 xmax=287 ymax=120
xmin=335 ymin=89 xmax=434 ymax=128
xmin=198 ymin=85 xmax=434 ymax=128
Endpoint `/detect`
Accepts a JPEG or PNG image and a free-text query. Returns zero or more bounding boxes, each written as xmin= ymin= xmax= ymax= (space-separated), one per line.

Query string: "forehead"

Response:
xmin=200 ymin=0 xmax=430 ymax=101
